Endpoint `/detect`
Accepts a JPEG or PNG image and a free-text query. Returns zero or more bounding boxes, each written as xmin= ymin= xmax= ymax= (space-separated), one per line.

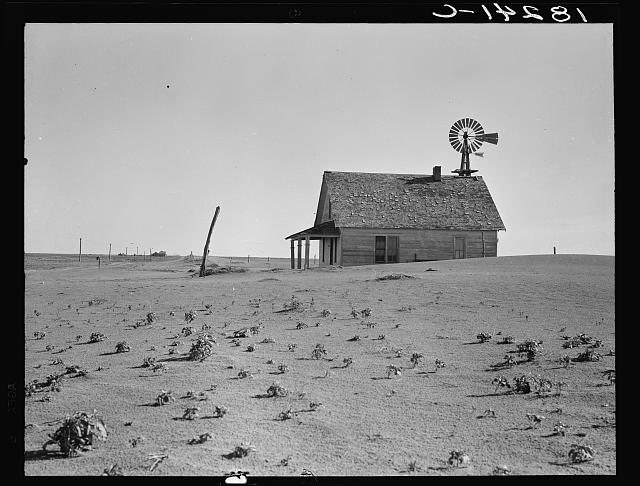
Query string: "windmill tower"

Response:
xmin=449 ymin=118 xmax=499 ymax=176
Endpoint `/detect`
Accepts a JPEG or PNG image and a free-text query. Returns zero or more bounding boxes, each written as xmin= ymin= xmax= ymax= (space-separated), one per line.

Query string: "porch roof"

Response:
xmin=285 ymin=220 xmax=341 ymax=240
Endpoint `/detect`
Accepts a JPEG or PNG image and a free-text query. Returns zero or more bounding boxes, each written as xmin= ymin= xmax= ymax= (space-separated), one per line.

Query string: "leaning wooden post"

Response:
xmin=199 ymin=206 xmax=221 ymax=277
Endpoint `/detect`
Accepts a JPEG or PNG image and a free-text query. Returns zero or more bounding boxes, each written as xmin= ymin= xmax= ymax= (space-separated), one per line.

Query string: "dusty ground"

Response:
xmin=23 ymin=253 xmax=615 ymax=476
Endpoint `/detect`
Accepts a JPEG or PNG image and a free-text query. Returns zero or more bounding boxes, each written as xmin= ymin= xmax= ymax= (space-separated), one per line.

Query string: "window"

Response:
xmin=375 ymin=235 xmax=399 ymax=263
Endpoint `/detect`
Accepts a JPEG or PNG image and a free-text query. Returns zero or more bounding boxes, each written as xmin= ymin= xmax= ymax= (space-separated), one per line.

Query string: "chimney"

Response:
xmin=433 ymin=165 xmax=441 ymax=182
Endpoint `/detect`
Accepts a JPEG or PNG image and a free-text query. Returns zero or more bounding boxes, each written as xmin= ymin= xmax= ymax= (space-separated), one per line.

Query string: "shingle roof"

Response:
xmin=323 ymin=171 xmax=506 ymax=231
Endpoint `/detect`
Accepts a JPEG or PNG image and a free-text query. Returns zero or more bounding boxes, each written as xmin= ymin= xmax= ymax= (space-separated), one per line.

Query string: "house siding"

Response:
xmin=339 ymin=227 xmax=498 ymax=266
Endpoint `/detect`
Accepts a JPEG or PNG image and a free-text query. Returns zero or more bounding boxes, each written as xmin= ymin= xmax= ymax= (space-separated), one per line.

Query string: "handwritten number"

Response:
xmin=433 ymin=4 xmax=457 ymax=18
xmin=575 ymin=7 xmax=587 ymax=22
xmin=481 ymin=4 xmax=492 ymax=20
xmin=551 ymin=5 xmax=570 ymax=22
xmin=493 ymin=3 xmax=516 ymax=21
xmin=522 ymin=5 xmax=543 ymax=20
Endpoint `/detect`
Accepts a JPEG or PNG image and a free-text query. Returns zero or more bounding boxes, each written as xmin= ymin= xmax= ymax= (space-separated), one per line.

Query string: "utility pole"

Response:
xmin=108 ymin=243 xmax=111 ymax=262
xmin=199 ymin=206 xmax=221 ymax=277
xmin=79 ymin=238 xmax=82 ymax=262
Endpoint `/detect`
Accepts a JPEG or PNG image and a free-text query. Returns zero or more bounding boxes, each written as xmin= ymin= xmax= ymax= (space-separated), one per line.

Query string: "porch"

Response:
xmin=285 ymin=220 xmax=341 ymax=270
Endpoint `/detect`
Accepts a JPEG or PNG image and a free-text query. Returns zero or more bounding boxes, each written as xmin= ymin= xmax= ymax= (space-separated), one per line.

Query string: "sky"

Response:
xmin=24 ymin=23 xmax=614 ymax=258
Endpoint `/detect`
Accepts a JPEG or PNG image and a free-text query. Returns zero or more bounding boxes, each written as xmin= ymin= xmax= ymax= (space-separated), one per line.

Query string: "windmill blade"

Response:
xmin=470 ymin=119 xmax=483 ymax=134
xmin=452 ymin=120 xmax=465 ymax=132
xmin=476 ymin=132 xmax=498 ymax=145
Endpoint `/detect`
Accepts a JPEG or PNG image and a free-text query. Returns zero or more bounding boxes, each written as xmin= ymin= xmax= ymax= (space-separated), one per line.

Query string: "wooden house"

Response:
xmin=285 ymin=166 xmax=505 ymax=268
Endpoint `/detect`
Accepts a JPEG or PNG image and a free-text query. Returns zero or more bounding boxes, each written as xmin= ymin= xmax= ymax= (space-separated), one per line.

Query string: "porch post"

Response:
xmin=290 ymin=240 xmax=295 ymax=269
xmin=304 ymin=236 xmax=310 ymax=270
xmin=297 ymin=239 xmax=302 ymax=270
xmin=336 ymin=237 xmax=342 ymax=266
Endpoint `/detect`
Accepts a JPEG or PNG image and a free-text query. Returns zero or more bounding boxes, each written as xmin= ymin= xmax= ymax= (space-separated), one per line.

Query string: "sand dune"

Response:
xmin=24 ymin=254 xmax=615 ymax=475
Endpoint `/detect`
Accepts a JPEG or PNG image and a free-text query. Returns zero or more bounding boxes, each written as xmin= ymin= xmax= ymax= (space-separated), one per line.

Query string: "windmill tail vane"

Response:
xmin=448 ymin=118 xmax=499 ymax=176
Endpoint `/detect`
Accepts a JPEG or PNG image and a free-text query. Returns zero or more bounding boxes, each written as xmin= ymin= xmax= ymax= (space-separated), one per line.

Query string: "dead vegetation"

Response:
xmin=375 ymin=273 xmax=415 ymax=281
xmin=188 ymin=432 xmax=212 ymax=445
xmin=115 ymin=341 xmax=130 ymax=353
xmin=188 ymin=336 xmax=215 ymax=361
xmin=569 ymin=444 xmax=595 ymax=463
xmin=448 ymin=450 xmax=470 ymax=467
xmin=477 ymin=332 xmax=492 ymax=343
xmin=266 ymin=382 xmax=289 ymax=397
xmin=155 ymin=390 xmax=175 ymax=406
xmin=310 ymin=343 xmax=327 ymax=360
xmin=42 ymin=411 xmax=107 ymax=457
xmin=89 ymin=332 xmax=107 ymax=343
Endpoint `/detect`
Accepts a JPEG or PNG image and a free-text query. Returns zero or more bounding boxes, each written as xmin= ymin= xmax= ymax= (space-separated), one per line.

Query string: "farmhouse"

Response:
xmin=285 ymin=166 xmax=505 ymax=268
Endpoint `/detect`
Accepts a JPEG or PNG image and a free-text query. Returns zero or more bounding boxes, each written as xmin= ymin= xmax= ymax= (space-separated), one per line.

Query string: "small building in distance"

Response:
xmin=285 ymin=166 xmax=506 ymax=268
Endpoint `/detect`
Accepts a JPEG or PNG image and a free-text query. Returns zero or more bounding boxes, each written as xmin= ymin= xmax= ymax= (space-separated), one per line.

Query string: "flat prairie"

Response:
xmin=24 ymin=253 xmax=615 ymax=476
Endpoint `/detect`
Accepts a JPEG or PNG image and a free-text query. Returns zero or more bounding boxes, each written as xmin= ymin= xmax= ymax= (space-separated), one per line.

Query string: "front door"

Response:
xmin=386 ymin=236 xmax=399 ymax=263
xmin=454 ymin=236 xmax=465 ymax=259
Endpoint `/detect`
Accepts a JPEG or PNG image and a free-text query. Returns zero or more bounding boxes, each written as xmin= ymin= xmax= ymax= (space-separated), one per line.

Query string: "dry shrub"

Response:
xmin=516 ymin=340 xmax=543 ymax=361
xmin=492 ymin=376 xmax=511 ymax=393
xmin=184 ymin=310 xmax=197 ymax=323
xmin=182 ymin=407 xmax=200 ymax=420
xmin=115 ymin=341 xmax=130 ymax=353
xmin=43 ymin=411 xmax=107 ymax=457
xmin=321 ymin=309 xmax=331 ymax=317
xmin=34 ymin=331 xmax=46 ymax=340
xmin=188 ymin=432 xmax=212 ymax=445
xmin=102 ymin=464 xmax=124 ymax=476
xmin=89 ymin=332 xmax=106 ymax=343
xmin=311 ymin=344 xmax=327 ymax=360
xmin=573 ymin=348 xmax=602 ymax=362
xmin=386 ymin=365 xmax=402 ymax=378
xmin=234 ymin=328 xmax=250 ymax=338
xmin=448 ymin=450 xmax=470 ymax=467
xmin=266 ymin=382 xmax=289 ymax=397
xmin=497 ymin=336 xmax=514 ymax=344
xmin=278 ymin=408 xmax=294 ymax=421
xmin=142 ymin=356 xmax=156 ymax=368
xmin=568 ymin=444 xmax=595 ymax=463
xmin=477 ymin=332 xmax=492 ymax=343
xmin=188 ymin=336 xmax=215 ymax=361
xmin=296 ymin=321 xmax=309 ymax=330
xmin=181 ymin=326 xmax=195 ymax=336
xmin=227 ymin=444 xmax=255 ymax=458
xmin=212 ymin=405 xmax=228 ymax=418
xmin=281 ymin=296 xmax=303 ymax=312
xmin=410 ymin=353 xmax=424 ymax=368
xmin=155 ymin=390 xmax=175 ymax=406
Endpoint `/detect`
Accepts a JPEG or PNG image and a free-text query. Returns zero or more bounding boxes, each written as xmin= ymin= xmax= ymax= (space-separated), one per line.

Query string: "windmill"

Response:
xmin=449 ymin=118 xmax=498 ymax=176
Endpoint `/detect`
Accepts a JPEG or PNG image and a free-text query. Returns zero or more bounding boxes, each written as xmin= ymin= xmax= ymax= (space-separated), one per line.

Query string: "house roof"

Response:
xmin=286 ymin=220 xmax=340 ymax=240
xmin=321 ymin=171 xmax=506 ymax=231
